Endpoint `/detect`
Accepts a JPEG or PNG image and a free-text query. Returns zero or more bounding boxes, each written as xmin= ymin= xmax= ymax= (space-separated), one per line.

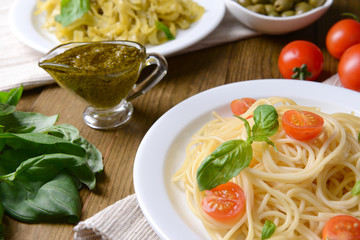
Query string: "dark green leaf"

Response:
xmin=0 ymin=112 xmax=58 ymax=133
xmin=0 ymin=85 xmax=23 ymax=106
xmin=0 ymin=104 xmax=16 ymax=117
xmin=0 ymin=132 xmax=86 ymax=158
xmin=56 ymin=0 xmax=91 ymax=27
xmin=0 ymin=153 xmax=96 ymax=190
xmin=252 ymin=105 xmax=279 ymax=142
xmin=48 ymin=124 xmax=103 ymax=173
xmin=196 ymin=139 xmax=252 ymax=191
xmin=261 ymin=220 xmax=276 ymax=240
xmin=155 ymin=21 xmax=175 ymax=40
xmin=351 ymin=180 xmax=360 ymax=196
xmin=0 ymin=171 xmax=81 ymax=223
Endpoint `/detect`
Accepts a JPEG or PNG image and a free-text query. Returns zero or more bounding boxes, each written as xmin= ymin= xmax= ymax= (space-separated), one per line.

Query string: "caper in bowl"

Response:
xmin=224 ymin=0 xmax=333 ymax=34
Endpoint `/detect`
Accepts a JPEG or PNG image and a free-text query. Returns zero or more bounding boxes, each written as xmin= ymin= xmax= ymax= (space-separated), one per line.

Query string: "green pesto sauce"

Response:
xmin=43 ymin=43 xmax=145 ymax=109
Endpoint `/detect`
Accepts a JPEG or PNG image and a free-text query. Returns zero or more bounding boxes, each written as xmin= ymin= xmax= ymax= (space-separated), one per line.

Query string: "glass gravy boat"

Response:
xmin=39 ymin=41 xmax=167 ymax=130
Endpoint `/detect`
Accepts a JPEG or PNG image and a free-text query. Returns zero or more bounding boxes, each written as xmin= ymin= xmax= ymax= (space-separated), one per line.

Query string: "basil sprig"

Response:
xmin=261 ymin=220 xmax=276 ymax=240
xmin=155 ymin=21 xmax=175 ymax=40
xmin=55 ymin=0 xmax=91 ymax=27
xmin=196 ymin=104 xmax=279 ymax=191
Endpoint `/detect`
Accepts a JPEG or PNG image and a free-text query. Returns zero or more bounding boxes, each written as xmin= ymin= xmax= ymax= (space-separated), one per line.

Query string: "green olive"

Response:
xmin=238 ymin=0 xmax=252 ymax=7
xmin=281 ymin=10 xmax=295 ymax=17
xmin=308 ymin=0 xmax=326 ymax=7
xmin=295 ymin=2 xmax=313 ymax=15
xmin=273 ymin=0 xmax=294 ymax=12
xmin=251 ymin=0 xmax=270 ymax=4
xmin=268 ymin=10 xmax=280 ymax=17
xmin=264 ymin=4 xmax=275 ymax=14
xmin=246 ymin=4 xmax=266 ymax=15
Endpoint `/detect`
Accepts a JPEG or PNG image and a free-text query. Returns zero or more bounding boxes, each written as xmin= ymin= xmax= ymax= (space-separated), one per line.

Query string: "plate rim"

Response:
xmin=133 ymin=79 xmax=360 ymax=240
xmin=8 ymin=0 xmax=225 ymax=56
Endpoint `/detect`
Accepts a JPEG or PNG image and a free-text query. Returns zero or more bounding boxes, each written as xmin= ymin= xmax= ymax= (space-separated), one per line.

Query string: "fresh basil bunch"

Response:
xmin=196 ymin=104 xmax=279 ymax=191
xmin=0 ymin=86 xmax=103 ymax=237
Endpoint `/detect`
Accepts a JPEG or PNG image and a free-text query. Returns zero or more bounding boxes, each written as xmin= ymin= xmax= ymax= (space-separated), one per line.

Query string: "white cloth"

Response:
xmin=0 ymin=0 xmax=260 ymax=92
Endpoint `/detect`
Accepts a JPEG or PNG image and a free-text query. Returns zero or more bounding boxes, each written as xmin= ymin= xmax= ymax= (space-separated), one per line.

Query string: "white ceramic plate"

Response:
xmin=8 ymin=0 xmax=225 ymax=56
xmin=133 ymin=79 xmax=360 ymax=240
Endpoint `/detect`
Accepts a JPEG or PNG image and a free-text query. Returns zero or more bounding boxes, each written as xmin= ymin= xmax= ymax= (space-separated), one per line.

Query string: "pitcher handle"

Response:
xmin=126 ymin=53 xmax=168 ymax=102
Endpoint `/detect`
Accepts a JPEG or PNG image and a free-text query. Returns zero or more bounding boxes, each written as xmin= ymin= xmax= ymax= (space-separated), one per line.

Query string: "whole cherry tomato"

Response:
xmin=322 ymin=215 xmax=360 ymax=240
xmin=201 ymin=182 xmax=245 ymax=222
xmin=338 ymin=43 xmax=360 ymax=91
xmin=326 ymin=17 xmax=360 ymax=59
xmin=278 ymin=40 xmax=324 ymax=81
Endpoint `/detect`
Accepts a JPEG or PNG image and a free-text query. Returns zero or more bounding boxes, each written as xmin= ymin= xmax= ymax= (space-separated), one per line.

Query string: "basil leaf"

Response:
xmin=0 ymin=153 xmax=95 ymax=190
xmin=155 ymin=21 xmax=175 ymax=40
xmin=56 ymin=0 xmax=90 ymax=27
xmin=0 ymin=202 xmax=4 ymax=240
xmin=252 ymin=105 xmax=279 ymax=142
xmin=0 ymin=171 xmax=81 ymax=223
xmin=0 ymin=132 xmax=86 ymax=158
xmin=0 ymin=85 xmax=23 ymax=106
xmin=261 ymin=220 xmax=276 ymax=240
xmin=48 ymin=124 xmax=103 ymax=173
xmin=0 ymin=104 xmax=15 ymax=117
xmin=352 ymin=180 xmax=360 ymax=196
xmin=0 ymin=112 xmax=58 ymax=133
xmin=196 ymin=139 xmax=252 ymax=191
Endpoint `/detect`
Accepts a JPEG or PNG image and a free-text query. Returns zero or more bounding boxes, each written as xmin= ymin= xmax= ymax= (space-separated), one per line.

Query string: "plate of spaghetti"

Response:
xmin=9 ymin=0 xmax=225 ymax=56
xmin=134 ymin=79 xmax=360 ymax=240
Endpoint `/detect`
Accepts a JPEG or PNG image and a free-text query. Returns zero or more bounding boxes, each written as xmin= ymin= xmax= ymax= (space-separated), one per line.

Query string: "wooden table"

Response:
xmin=5 ymin=0 xmax=360 ymax=239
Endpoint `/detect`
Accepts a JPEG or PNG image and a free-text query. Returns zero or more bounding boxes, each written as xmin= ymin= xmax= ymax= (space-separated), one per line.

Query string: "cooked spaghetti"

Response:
xmin=35 ymin=0 xmax=204 ymax=45
xmin=172 ymin=97 xmax=360 ymax=239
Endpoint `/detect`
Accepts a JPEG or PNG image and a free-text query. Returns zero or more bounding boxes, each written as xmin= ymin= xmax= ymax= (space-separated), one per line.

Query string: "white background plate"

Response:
xmin=8 ymin=0 xmax=225 ymax=56
xmin=133 ymin=79 xmax=360 ymax=240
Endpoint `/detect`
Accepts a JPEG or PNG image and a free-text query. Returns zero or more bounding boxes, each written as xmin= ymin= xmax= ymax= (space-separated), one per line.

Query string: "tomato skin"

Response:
xmin=278 ymin=40 xmax=323 ymax=81
xmin=282 ymin=110 xmax=324 ymax=141
xmin=338 ymin=44 xmax=360 ymax=91
xmin=326 ymin=19 xmax=360 ymax=59
xmin=231 ymin=98 xmax=256 ymax=115
xmin=322 ymin=215 xmax=360 ymax=240
xmin=201 ymin=182 xmax=245 ymax=222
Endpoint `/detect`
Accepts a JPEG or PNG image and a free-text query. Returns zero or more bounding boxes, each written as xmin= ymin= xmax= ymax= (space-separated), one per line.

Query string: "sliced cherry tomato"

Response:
xmin=282 ymin=110 xmax=324 ymax=141
xmin=231 ymin=98 xmax=256 ymax=115
xmin=201 ymin=182 xmax=245 ymax=222
xmin=338 ymin=44 xmax=360 ymax=91
xmin=322 ymin=215 xmax=360 ymax=240
xmin=278 ymin=40 xmax=323 ymax=81
xmin=326 ymin=18 xmax=360 ymax=59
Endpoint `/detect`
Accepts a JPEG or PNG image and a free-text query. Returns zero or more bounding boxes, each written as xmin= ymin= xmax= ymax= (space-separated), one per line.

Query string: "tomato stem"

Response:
xmin=341 ymin=12 xmax=359 ymax=21
xmin=291 ymin=64 xmax=312 ymax=80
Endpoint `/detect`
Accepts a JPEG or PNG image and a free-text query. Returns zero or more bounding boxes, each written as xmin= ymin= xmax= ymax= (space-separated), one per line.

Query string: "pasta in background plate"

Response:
xmin=35 ymin=0 xmax=204 ymax=45
xmin=173 ymin=97 xmax=360 ymax=239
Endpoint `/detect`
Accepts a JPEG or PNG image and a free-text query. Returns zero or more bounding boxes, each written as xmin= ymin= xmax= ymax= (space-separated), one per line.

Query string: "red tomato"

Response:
xmin=282 ymin=110 xmax=324 ymax=141
xmin=201 ymin=182 xmax=246 ymax=222
xmin=278 ymin=40 xmax=324 ymax=81
xmin=338 ymin=44 xmax=360 ymax=91
xmin=322 ymin=215 xmax=360 ymax=240
xmin=231 ymin=98 xmax=256 ymax=115
xmin=326 ymin=19 xmax=360 ymax=59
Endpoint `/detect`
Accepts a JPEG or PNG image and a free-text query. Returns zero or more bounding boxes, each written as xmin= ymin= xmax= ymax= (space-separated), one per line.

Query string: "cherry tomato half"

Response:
xmin=282 ymin=110 xmax=324 ymax=141
xmin=231 ymin=98 xmax=256 ymax=115
xmin=278 ymin=40 xmax=324 ymax=81
xmin=322 ymin=215 xmax=360 ymax=240
xmin=326 ymin=18 xmax=360 ymax=59
xmin=201 ymin=182 xmax=246 ymax=222
xmin=338 ymin=44 xmax=360 ymax=91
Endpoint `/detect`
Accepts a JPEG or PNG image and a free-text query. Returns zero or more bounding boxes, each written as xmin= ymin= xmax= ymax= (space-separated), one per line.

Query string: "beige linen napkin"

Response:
xmin=73 ymin=75 xmax=343 ymax=240
xmin=1 ymin=0 xmax=260 ymax=92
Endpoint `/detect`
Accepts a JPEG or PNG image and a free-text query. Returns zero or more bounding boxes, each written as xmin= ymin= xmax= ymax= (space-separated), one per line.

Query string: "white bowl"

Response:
xmin=224 ymin=0 xmax=333 ymax=34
